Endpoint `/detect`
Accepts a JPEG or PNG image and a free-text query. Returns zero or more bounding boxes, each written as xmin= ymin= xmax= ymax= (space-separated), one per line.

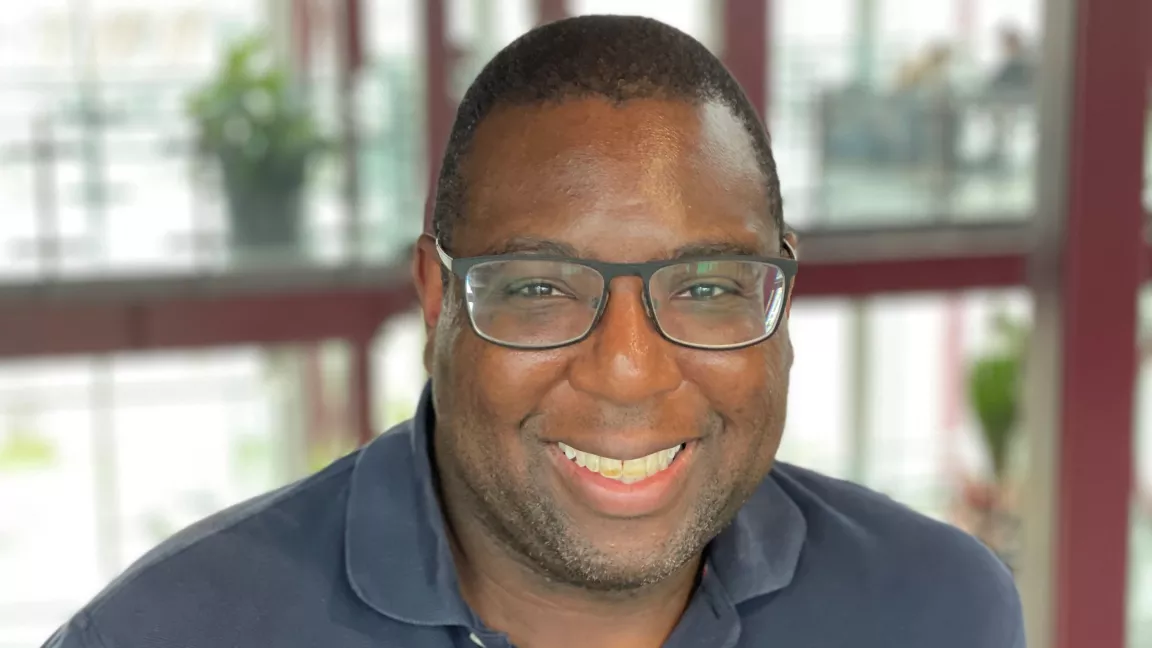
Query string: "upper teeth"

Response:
xmin=557 ymin=442 xmax=683 ymax=484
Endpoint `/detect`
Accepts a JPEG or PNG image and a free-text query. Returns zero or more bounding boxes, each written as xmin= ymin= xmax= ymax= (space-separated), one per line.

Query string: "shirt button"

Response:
xmin=468 ymin=632 xmax=485 ymax=647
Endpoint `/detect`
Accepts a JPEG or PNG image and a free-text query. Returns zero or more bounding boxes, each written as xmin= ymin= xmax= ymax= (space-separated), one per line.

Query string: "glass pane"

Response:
xmin=781 ymin=289 xmax=1031 ymax=530
xmin=0 ymin=359 xmax=102 ymax=645
xmin=373 ymin=310 xmax=428 ymax=430
xmin=360 ymin=0 xmax=426 ymax=264
xmin=96 ymin=81 xmax=204 ymax=274
xmin=108 ymin=350 xmax=280 ymax=566
xmin=0 ymin=1 xmax=77 ymax=282
xmin=1127 ymin=286 xmax=1152 ymax=647
xmin=1145 ymin=88 xmax=1151 ymax=213
xmin=0 ymin=0 xmax=438 ymax=279
xmin=773 ymin=0 xmax=1043 ymax=228
xmin=449 ymin=0 xmax=533 ymax=100
xmin=82 ymin=1 xmax=279 ymax=274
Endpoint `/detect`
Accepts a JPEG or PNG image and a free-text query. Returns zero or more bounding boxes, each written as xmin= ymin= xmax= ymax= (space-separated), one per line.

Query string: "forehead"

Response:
xmin=456 ymin=98 xmax=774 ymax=259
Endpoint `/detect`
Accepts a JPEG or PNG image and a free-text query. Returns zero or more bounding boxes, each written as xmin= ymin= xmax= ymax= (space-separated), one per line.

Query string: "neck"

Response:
xmin=446 ymin=510 xmax=700 ymax=648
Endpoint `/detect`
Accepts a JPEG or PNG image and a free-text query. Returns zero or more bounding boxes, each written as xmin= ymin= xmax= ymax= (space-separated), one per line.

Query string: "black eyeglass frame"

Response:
xmin=435 ymin=239 xmax=800 ymax=351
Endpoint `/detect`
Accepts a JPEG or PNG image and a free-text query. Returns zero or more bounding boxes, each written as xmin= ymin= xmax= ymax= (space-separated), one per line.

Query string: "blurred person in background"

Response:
xmin=983 ymin=24 xmax=1036 ymax=169
xmin=896 ymin=41 xmax=954 ymax=93
xmin=42 ymin=15 xmax=1023 ymax=648
xmin=988 ymin=25 xmax=1035 ymax=96
xmin=893 ymin=40 xmax=958 ymax=183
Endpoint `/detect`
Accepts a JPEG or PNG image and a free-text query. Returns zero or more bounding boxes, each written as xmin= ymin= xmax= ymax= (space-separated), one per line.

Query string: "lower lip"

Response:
xmin=549 ymin=443 xmax=695 ymax=518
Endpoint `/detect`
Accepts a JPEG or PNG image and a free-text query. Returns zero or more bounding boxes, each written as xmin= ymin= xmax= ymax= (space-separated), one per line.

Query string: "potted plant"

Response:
xmin=961 ymin=312 xmax=1027 ymax=564
xmin=187 ymin=34 xmax=327 ymax=263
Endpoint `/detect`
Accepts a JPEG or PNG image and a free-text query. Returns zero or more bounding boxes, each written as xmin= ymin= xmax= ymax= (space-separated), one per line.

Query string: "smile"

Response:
xmin=557 ymin=442 xmax=684 ymax=484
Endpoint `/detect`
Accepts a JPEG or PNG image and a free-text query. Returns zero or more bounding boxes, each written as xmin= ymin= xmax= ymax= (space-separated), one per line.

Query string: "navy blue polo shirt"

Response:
xmin=44 ymin=386 xmax=1024 ymax=647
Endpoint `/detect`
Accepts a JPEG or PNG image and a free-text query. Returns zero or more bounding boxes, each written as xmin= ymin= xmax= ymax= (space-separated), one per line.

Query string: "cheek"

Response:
xmin=434 ymin=309 xmax=573 ymax=430
xmin=681 ymin=334 xmax=791 ymax=416
xmin=681 ymin=335 xmax=792 ymax=474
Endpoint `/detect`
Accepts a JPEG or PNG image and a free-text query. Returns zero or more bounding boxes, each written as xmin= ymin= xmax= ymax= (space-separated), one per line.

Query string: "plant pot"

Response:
xmin=217 ymin=151 xmax=308 ymax=265
xmin=222 ymin=181 xmax=304 ymax=264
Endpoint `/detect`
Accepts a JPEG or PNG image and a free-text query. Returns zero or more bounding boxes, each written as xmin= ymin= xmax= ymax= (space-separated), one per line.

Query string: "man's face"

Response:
xmin=415 ymin=98 xmax=793 ymax=591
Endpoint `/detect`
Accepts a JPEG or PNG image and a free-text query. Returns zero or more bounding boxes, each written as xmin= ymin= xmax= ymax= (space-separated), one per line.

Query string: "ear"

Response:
xmin=412 ymin=234 xmax=445 ymax=373
xmin=782 ymin=231 xmax=799 ymax=317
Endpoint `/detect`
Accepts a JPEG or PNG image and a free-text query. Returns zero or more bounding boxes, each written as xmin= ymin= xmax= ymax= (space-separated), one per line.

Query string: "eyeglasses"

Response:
xmin=436 ymin=240 xmax=799 ymax=351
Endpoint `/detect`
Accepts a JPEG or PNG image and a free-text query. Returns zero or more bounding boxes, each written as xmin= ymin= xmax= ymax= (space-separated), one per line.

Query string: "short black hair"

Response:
xmin=431 ymin=14 xmax=783 ymax=251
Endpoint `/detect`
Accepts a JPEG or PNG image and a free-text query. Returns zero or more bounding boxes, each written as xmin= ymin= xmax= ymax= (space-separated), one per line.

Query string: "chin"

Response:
xmin=534 ymin=519 xmax=708 ymax=592
xmin=550 ymin=550 xmax=695 ymax=593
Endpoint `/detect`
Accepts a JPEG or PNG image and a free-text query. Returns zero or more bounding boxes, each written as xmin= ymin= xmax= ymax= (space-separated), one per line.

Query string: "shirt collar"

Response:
xmin=344 ymin=383 xmax=806 ymax=625
xmin=345 ymin=384 xmax=473 ymax=627
xmin=706 ymin=463 xmax=807 ymax=604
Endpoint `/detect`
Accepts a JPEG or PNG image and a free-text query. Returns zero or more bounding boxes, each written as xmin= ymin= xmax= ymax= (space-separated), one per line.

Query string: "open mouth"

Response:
xmin=556 ymin=442 xmax=684 ymax=485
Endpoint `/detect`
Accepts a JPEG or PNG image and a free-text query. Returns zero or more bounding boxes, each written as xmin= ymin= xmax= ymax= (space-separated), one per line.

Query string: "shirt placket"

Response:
xmin=455 ymin=569 xmax=741 ymax=648
xmin=663 ymin=566 xmax=743 ymax=648
xmin=463 ymin=628 xmax=512 ymax=648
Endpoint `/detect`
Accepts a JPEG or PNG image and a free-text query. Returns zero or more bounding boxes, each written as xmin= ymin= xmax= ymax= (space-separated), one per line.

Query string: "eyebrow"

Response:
xmin=478 ymin=237 xmax=580 ymax=257
xmin=477 ymin=237 xmax=767 ymax=260
xmin=668 ymin=242 xmax=764 ymax=259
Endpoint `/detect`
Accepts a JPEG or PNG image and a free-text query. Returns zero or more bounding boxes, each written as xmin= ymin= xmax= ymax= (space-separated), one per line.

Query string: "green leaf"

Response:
xmin=967 ymin=312 xmax=1027 ymax=482
xmin=185 ymin=32 xmax=329 ymax=189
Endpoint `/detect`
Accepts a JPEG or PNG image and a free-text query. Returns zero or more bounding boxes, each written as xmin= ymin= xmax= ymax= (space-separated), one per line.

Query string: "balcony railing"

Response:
xmin=0 ymin=66 xmax=423 ymax=283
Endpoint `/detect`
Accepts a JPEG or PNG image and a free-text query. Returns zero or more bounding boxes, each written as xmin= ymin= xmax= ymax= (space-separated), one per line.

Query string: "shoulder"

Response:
xmin=771 ymin=461 xmax=1009 ymax=573
xmin=105 ymin=450 xmax=359 ymax=596
xmin=771 ymin=463 xmax=1024 ymax=646
xmin=52 ymin=451 xmax=364 ymax=646
xmin=44 ymin=422 xmax=430 ymax=647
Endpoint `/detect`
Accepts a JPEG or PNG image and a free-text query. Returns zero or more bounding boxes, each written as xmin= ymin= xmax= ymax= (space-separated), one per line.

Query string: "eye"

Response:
xmin=508 ymin=282 xmax=566 ymax=298
xmin=676 ymin=283 xmax=732 ymax=300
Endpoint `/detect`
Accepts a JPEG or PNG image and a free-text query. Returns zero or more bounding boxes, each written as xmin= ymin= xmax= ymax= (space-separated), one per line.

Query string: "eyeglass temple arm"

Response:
xmin=434 ymin=239 xmax=454 ymax=271
xmin=782 ymin=237 xmax=798 ymax=261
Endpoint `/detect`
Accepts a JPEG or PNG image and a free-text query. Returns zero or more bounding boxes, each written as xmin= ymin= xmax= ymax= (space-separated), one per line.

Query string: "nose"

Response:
xmin=567 ymin=277 xmax=683 ymax=405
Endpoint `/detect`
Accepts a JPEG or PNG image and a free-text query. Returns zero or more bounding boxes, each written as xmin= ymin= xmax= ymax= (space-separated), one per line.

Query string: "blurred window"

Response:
xmin=783 ymin=290 xmax=1030 ymax=522
xmin=1127 ymin=286 xmax=1152 ymax=647
xmin=0 ymin=0 xmax=426 ymax=279
xmin=570 ymin=0 xmax=717 ymax=51
xmin=773 ymin=0 xmax=1043 ymax=229
xmin=0 ymin=349 xmax=284 ymax=644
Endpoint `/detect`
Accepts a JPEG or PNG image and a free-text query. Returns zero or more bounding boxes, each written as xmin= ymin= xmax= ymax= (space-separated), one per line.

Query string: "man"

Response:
xmin=44 ymin=15 xmax=1024 ymax=648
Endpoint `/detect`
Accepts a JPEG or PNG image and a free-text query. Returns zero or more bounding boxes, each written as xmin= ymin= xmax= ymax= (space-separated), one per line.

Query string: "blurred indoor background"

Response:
xmin=0 ymin=1 xmax=1147 ymax=647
